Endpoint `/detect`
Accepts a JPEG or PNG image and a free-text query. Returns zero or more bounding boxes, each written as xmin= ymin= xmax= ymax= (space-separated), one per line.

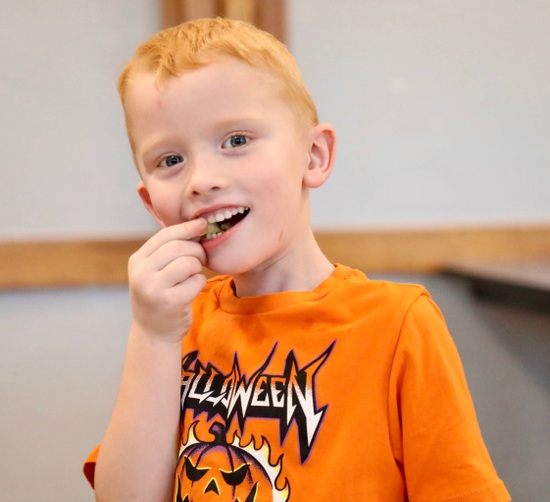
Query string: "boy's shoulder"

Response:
xmin=333 ymin=264 xmax=430 ymax=302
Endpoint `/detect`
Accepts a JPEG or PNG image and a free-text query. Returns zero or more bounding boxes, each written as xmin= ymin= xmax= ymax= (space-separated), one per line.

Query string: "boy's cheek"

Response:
xmin=136 ymin=184 xmax=176 ymax=227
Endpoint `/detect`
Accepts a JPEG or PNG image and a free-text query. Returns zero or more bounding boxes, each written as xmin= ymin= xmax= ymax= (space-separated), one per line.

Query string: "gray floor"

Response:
xmin=1 ymin=274 xmax=549 ymax=500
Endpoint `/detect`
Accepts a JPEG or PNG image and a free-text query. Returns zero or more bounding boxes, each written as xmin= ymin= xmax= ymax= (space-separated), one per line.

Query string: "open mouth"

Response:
xmin=200 ymin=206 xmax=250 ymax=241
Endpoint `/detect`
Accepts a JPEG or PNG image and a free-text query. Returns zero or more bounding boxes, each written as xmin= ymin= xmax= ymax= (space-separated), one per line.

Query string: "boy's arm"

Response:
xmin=94 ymin=219 xmax=207 ymax=502
xmin=389 ymin=294 xmax=510 ymax=501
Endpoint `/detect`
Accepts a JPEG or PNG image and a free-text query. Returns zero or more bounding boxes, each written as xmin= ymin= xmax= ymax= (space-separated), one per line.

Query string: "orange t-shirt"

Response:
xmin=84 ymin=264 xmax=509 ymax=501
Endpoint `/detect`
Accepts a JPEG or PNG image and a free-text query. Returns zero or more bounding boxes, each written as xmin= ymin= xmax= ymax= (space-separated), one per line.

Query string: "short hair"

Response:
xmin=118 ymin=17 xmax=318 ymax=127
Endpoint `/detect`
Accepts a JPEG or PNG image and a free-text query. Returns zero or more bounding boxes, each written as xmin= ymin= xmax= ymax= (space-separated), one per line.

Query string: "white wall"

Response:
xmin=0 ymin=1 xmax=159 ymax=500
xmin=1 ymin=0 xmax=549 ymax=241
xmin=1 ymin=287 xmax=130 ymax=501
xmin=289 ymin=0 xmax=550 ymax=227
xmin=0 ymin=0 xmax=159 ymax=239
xmin=1 ymin=1 xmax=549 ymax=500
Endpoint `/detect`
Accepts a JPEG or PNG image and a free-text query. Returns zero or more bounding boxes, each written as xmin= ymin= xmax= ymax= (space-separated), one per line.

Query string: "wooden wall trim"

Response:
xmin=315 ymin=224 xmax=550 ymax=272
xmin=0 ymin=238 xmax=144 ymax=290
xmin=1 ymin=224 xmax=549 ymax=290
xmin=161 ymin=0 xmax=286 ymax=42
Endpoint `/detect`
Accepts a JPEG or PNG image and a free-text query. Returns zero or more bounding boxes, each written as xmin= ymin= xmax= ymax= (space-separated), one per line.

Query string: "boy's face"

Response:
xmin=124 ymin=57 xmax=329 ymax=276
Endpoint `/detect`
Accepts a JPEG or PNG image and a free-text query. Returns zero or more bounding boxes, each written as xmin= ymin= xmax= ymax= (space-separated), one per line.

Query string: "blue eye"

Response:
xmin=223 ymin=135 xmax=249 ymax=148
xmin=160 ymin=154 xmax=183 ymax=168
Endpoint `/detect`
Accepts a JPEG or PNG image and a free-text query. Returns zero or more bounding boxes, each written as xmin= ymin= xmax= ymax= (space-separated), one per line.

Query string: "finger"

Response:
xmin=137 ymin=218 xmax=207 ymax=258
xmin=155 ymin=255 xmax=205 ymax=289
xmin=129 ymin=239 xmax=206 ymax=282
xmin=167 ymin=273 xmax=208 ymax=306
xmin=149 ymin=239 xmax=207 ymax=271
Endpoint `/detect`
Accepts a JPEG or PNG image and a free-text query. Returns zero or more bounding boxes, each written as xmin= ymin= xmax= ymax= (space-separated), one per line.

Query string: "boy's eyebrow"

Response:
xmin=209 ymin=116 xmax=265 ymax=132
xmin=138 ymin=134 xmax=177 ymax=161
xmin=140 ymin=117 xmax=267 ymax=156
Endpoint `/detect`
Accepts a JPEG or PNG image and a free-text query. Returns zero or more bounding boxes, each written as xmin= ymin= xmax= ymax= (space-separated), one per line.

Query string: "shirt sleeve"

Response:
xmin=388 ymin=294 xmax=510 ymax=502
xmin=83 ymin=444 xmax=100 ymax=488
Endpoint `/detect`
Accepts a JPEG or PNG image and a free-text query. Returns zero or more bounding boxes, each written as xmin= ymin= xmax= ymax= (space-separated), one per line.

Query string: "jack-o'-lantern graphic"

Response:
xmin=175 ymin=421 xmax=289 ymax=502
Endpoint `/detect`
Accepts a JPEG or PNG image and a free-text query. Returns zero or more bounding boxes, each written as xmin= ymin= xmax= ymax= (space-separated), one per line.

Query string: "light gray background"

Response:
xmin=1 ymin=0 xmax=549 ymax=238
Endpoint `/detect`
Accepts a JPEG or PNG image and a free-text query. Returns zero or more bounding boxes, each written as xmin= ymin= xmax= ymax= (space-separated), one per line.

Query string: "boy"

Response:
xmin=84 ymin=18 xmax=510 ymax=501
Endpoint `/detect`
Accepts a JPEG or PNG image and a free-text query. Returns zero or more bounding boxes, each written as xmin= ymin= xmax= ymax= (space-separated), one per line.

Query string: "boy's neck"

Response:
xmin=230 ymin=235 xmax=334 ymax=298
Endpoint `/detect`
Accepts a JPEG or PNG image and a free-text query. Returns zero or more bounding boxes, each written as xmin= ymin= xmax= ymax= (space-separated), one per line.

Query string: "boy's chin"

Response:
xmin=203 ymin=259 xmax=247 ymax=277
xmin=200 ymin=253 xmax=233 ymax=276
xmin=203 ymin=250 xmax=265 ymax=278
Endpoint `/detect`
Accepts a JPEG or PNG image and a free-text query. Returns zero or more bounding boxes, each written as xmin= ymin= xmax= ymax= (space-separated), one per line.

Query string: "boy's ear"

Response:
xmin=137 ymin=182 xmax=166 ymax=227
xmin=303 ymin=122 xmax=337 ymax=189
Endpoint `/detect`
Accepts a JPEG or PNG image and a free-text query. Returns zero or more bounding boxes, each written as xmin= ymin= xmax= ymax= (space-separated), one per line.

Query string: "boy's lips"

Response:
xmin=197 ymin=206 xmax=250 ymax=241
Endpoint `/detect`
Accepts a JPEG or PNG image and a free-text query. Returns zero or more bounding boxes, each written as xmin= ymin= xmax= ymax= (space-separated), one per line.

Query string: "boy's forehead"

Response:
xmin=126 ymin=59 xmax=290 ymax=116
xmin=129 ymin=57 xmax=274 ymax=94
xmin=124 ymin=57 xmax=311 ymax=136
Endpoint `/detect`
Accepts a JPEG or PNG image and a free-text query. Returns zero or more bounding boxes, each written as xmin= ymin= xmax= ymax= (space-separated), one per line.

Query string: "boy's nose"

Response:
xmin=185 ymin=157 xmax=227 ymax=197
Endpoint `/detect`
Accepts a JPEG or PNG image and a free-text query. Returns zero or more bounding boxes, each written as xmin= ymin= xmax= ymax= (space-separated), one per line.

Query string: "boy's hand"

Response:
xmin=128 ymin=218 xmax=208 ymax=343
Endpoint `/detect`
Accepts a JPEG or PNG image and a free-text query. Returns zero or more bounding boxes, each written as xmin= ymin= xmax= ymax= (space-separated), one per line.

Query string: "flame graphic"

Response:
xmin=180 ymin=422 xmax=290 ymax=501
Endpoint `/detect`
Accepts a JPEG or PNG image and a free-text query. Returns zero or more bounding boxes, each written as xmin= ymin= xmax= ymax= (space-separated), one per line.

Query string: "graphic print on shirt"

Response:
xmin=176 ymin=420 xmax=288 ymax=502
xmin=175 ymin=342 xmax=334 ymax=502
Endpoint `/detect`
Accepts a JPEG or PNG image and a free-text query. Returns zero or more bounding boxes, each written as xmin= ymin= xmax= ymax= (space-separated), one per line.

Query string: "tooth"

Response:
xmin=205 ymin=231 xmax=222 ymax=241
xmin=203 ymin=207 xmax=248 ymax=229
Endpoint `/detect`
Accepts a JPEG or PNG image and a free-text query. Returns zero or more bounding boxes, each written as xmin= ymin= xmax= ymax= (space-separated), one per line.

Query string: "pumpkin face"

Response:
xmin=176 ymin=422 xmax=275 ymax=502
